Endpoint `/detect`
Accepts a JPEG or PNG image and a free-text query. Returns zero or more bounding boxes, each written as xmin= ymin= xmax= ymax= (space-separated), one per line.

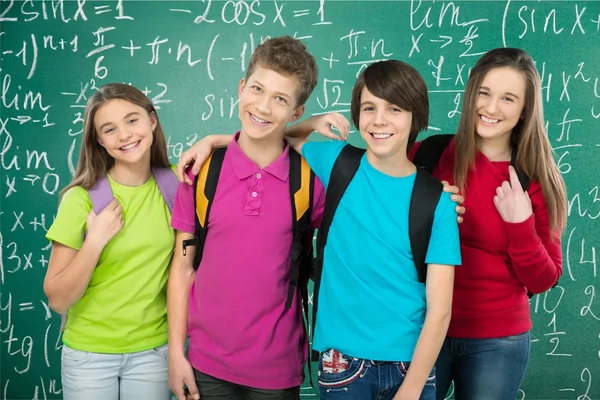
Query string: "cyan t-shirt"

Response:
xmin=302 ymin=141 xmax=461 ymax=361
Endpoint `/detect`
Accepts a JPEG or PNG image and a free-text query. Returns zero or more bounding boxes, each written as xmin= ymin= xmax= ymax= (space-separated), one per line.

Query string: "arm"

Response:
xmin=495 ymin=167 xmax=562 ymax=293
xmin=395 ymin=265 xmax=454 ymax=399
xmin=167 ymin=231 xmax=200 ymax=400
xmin=176 ymin=113 xmax=351 ymax=184
xmin=44 ymin=199 xmax=123 ymax=313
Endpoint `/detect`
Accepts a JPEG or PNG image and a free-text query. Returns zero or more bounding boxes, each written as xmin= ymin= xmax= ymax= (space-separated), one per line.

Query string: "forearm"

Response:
xmin=167 ymin=240 xmax=196 ymax=358
xmin=207 ymin=134 xmax=234 ymax=149
xmin=401 ymin=310 xmax=451 ymax=395
xmin=45 ymin=240 xmax=104 ymax=313
xmin=506 ymin=216 xmax=562 ymax=293
xmin=285 ymin=118 xmax=317 ymax=139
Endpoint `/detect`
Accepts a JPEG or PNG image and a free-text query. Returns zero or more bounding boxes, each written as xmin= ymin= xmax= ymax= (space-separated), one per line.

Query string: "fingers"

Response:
xmin=457 ymin=215 xmax=464 ymax=224
xmin=185 ymin=378 xmax=200 ymax=400
xmin=177 ymin=151 xmax=196 ymax=185
xmin=176 ymin=160 xmax=189 ymax=184
xmin=455 ymin=205 xmax=466 ymax=216
xmin=328 ymin=113 xmax=351 ymax=141
xmin=508 ymin=165 xmax=523 ymax=192
xmin=191 ymin=156 xmax=204 ymax=178
xmin=450 ymin=194 xmax=464 ymax=205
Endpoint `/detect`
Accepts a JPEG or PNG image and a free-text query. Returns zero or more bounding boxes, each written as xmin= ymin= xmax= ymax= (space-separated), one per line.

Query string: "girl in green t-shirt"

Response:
xmin=44 ymin=83 xmax=175 ymax=400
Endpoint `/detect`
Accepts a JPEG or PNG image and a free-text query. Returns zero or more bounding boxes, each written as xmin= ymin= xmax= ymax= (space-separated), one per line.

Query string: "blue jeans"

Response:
xmin=435 ymin=332 xmax=531 ymax=400
xmin=318 ymin=349 xmax=436 ymax=400
xmin=61 ymin=343 xmax=170 ymax=400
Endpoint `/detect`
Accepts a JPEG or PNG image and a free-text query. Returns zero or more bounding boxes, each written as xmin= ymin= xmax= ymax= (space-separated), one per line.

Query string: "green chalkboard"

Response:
xmin=1 ymin=1 xmax=599 ymax=399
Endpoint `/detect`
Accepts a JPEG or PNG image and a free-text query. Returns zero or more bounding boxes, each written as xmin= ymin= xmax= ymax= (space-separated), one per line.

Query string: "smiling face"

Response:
xmin=358 ymin=87 xmax=413 ymax=161
xmin=94 ymin=98 xmax=156 ymax=169
xmin=238 ymin=65 xmax=305 ymax=142
xmin=475 ymin=67 xmax=526 ymax=143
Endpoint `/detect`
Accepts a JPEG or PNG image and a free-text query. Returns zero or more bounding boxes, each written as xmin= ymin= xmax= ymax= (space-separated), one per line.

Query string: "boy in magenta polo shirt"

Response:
xmin=167 ymin=36 xmax=324 ymax=400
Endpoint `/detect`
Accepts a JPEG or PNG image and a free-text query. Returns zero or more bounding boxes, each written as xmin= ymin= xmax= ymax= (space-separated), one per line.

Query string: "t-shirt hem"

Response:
xmin=62 ymin=336 xmax=168 ymax=354
xmin=313 ymin=343 xmax=415 ymax=363
xmin=171 ymin=218 xmax=195 ymax=233
xmin=191 ymin=360 xmax=303 ymax=390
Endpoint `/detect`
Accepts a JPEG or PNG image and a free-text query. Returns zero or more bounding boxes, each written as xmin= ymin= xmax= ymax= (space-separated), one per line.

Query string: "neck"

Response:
xmin=237 ymin=130 xmax=285 ymax=168
xmin=477 ymin=135 xmax=512 ymax=161
xmin=109 ymin=158 xmax=152 ymax=186
xmin=366 ymin=150 xmax=416 ymax=177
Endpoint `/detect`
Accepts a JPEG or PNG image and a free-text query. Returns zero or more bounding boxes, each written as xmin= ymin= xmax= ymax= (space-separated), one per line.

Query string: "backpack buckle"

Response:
xmin=182 ymin=238 xmax=200 ymax=256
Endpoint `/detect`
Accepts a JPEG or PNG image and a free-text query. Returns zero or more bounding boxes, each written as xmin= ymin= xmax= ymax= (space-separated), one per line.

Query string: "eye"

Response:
xmin=251 ymin=85 xmax=262 ymax=93
xmin=478 ymin=91 xmax=490 ymax=97
xmin=390 ymin=107 xmax=402 ymax=113
xmin=502 ymin=96 xmax=514 ymax=103
xmin=104 ymin=127 xmax=115 ymax=134
xmin=127 ymin=118 xmax=139 ymax=124
xmin=362 ymin=106 xmax=374 ymax=112
xmin=275 ymin=96 xmax=288 ymax=105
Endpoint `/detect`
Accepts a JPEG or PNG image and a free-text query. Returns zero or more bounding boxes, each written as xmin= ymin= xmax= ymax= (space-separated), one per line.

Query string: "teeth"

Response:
xmin=120 ymin=141 xmax=139 ymax=150
xmin=372 ymin=133 xmax=392 ymax=139
xmin=251 ymin=114 xmax=269 ymax=124
xmin=480 ymin=115 xmax=499 ymax=124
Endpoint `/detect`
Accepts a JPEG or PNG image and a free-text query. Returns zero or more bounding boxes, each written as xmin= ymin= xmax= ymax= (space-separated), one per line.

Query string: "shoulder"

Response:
xmin=60 ymin=186 xmax=92 ymax=209
xmin=302 ymin=140 xmax=347 ymax=158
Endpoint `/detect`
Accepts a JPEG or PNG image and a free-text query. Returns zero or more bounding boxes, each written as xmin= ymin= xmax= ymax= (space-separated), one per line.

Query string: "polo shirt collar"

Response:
xmin=227 ymin=132 xmax=290 ymax=182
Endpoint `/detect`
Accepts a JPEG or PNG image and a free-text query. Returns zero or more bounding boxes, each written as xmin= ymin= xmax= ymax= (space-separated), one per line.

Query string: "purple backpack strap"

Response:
xmin=152 ymin=167 xmax=178 ymax=213
xmin=59 ymin=177 xmax=114 ymax=333
xmin=87 ymin=176 xmax=114 ymax=215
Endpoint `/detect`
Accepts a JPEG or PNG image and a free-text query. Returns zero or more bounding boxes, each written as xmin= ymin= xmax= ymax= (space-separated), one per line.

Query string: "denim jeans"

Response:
xmin=318 ymin=349 xmax=436 ymax=400
xmin=61 ymin=343 xmax=170 ymax=400
xmin=435 ymin=332 xmax=531 ymax=400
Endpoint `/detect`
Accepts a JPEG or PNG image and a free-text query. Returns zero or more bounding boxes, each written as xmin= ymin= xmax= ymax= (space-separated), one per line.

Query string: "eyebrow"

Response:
xmin=251 ymin=80 xmax=292 ymax=100
xmin=480 ymin=86 xmax=520 ymax=100
xmin=97 ymin=112 xmax=140 ymax=132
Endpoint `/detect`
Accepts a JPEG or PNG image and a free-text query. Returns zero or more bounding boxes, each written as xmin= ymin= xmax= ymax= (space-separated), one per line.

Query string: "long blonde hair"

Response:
xmin=454 ymin=48 xmax=567 ymax=235
xmin=61 ymin=83 xmax=170 ymax=197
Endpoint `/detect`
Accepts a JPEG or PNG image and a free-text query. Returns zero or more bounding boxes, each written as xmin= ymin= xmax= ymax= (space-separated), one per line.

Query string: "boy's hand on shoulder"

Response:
xmin=442 ymin=180 xmax=465 ymax=224
xmin=309 ymin=112 xmax=351 ymax=141
xmin=493 ymin=165 xmax=533 ymax=223
xmin=176 ymin=135 xmax=231 ymax=185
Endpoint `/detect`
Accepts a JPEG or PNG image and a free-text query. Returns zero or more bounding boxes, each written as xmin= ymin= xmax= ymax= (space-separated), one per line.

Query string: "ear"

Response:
xmin=238 ymin=78 xmax=246 ymax=97
xmin=149 ymin=111 xmax=158 ymax=131
xmin=289 ymin=105 xmax=305 ymax=123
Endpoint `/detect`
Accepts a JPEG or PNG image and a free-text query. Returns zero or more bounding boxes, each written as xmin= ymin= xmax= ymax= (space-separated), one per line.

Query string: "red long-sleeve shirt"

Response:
xmin=410 ymin=138 xmax=563 ymax=338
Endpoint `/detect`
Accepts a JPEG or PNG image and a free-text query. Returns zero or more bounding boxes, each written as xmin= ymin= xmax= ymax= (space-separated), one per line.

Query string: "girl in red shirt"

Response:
xmin=411 ymin=48 xmax=567 ymax=400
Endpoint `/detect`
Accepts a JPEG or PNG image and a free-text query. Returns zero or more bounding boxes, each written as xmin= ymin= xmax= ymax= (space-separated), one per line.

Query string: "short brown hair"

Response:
xmin=350 ymin=60 xmax=429 ymax=152
xmin=245 ymin=36 xmax=318 ymax=106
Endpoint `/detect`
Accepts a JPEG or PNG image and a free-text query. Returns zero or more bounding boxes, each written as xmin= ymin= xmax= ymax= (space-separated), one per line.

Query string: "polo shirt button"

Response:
xmin=256 ymin=173 xmax=262 ymax=179
xmin=252 ymin=192 xmax=258 ymax=197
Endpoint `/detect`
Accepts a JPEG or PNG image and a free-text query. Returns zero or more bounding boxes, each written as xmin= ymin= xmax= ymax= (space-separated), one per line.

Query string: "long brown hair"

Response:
xmin=61 ymin=83 xmax=170 ymax=197
xmin=454 ymin=48 xmax=567 ymax=235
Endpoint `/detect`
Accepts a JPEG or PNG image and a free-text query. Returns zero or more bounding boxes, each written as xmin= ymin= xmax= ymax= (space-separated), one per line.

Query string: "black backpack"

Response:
xmin=412 ymin=134 xmax=556 ymax=299
xmin=310 ymin=144 xmax=444 ymax=361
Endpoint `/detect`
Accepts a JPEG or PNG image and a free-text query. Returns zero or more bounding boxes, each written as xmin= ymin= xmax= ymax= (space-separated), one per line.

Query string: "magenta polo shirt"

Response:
xmin=170 ymin=134 xmax=324 ymax=389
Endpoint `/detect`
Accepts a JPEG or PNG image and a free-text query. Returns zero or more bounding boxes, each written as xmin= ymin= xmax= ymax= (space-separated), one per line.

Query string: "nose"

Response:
xmin=484 ymin=97 xmax=500 ymax=115
xmin=373 ymin=109 xmax=388 ymax=126
xmin=117 ymin=125 xmax=133 ymax=142
xmin=255 ymin=96 xmax=271 ymax=115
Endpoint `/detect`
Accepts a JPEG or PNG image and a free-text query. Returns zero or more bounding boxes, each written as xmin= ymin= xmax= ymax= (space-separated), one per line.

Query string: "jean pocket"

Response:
xmin=150 ymin=343 xmax=168 ymax=361
xmin=61 ymin=345 xmax=93 ymax=367
xmin=425 ymin=366 xmax=436 ymax=387
xmin=318 ymin=350 xmax=366 ymax=389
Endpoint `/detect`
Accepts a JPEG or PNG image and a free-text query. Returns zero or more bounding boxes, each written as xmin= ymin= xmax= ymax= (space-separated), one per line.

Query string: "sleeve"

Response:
xmin=505 ymin=182 xmax=563 ymax=294
xmin=300 ymin=140 xmax=347 ymax=189
xmin=170 ymin=169 xmax=197 ymax=234
xmin=45 ymin=187 xmax=92 ymax=251
xmin=425 ymin=191 xmax=462 ymax=266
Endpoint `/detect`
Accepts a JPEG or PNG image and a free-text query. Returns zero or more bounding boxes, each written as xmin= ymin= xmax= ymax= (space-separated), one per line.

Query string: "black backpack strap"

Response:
xmin=311 ymin=144 xmax=365 ymax=362
xmin=409 ymin=169 xmax=444 ymax=283
xmin=287 ymin=149 xmax=314 ymax=309
xmin=413 ymin=134 xmax=454 ymax=173
xmin=182 ymin=148 xmax=226 ymax=270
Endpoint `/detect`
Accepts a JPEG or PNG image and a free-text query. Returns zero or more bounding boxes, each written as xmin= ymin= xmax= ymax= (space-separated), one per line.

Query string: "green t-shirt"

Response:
xmin=46 ymin=173 xmax=175 ymax=353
